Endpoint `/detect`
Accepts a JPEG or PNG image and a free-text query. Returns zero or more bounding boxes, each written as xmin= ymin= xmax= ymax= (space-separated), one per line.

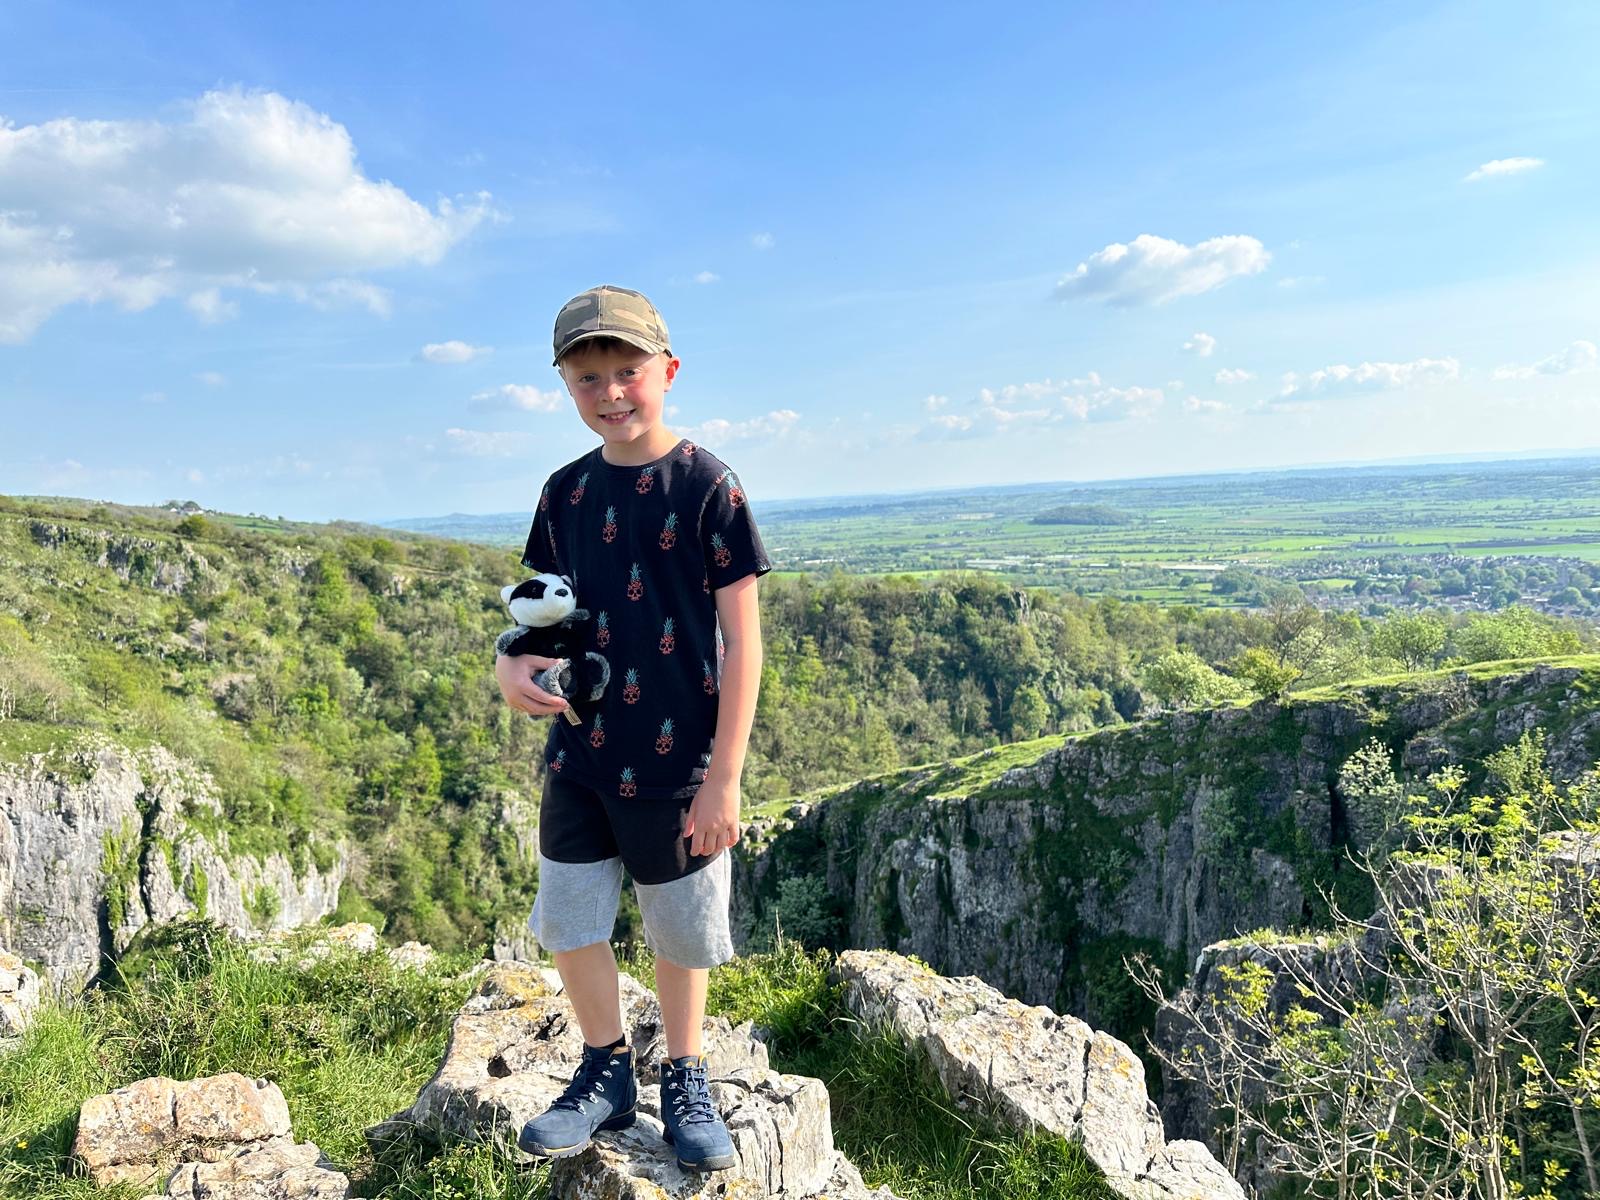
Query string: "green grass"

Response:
xmin=1286 ymin=653 xmax=1600 ymax=701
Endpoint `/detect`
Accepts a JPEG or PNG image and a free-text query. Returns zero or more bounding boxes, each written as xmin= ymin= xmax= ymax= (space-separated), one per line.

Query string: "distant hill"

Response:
xmin=1031 ymin=504 xmax=1134 ymax=526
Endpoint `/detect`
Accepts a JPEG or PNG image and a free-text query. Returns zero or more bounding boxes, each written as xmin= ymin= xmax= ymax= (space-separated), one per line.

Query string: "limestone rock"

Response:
xmin=387 ymin=940 xmax=437 ymax=971
xmin=73 ymin=1072 xmax=294 ymax=1188
xmin=370 ymin=960 xmax=897 ymax=1198
xmin=832 ymin=949 xmax=1242 ymax=1200
xmin=0 ymin=947 xmax=42 ymax=1037
xmin=160 ymin=1140 xmax=349 ymax=1199
xmin=1 ymin=740 xmax=348 ymax=995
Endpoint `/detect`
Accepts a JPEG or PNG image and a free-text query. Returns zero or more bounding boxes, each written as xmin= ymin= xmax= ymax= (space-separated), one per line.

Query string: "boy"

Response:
xmin=494 ymin=284 xmax=770 ymax=1172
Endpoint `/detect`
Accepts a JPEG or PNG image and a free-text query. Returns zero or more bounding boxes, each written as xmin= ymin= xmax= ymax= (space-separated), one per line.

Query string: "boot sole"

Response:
xmin=518 ymin=1107 xmax=637 ymax=1157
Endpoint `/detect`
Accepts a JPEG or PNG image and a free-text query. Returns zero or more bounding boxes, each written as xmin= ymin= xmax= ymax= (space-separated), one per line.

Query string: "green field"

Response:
xmin=380 ymin=454 xmax=1600 ymax=610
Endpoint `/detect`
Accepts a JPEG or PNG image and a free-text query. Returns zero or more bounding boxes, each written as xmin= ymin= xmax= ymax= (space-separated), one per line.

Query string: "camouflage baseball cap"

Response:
xmin=552 ymin=285 xmax=672 ymax=366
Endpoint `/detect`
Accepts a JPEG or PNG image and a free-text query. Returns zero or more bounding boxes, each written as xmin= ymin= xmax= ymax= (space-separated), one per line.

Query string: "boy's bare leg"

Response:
xmin=552 ymin=942 xmax=627 ymax=1046
xmin=655 ymin=956 xmax=707 ymax=1059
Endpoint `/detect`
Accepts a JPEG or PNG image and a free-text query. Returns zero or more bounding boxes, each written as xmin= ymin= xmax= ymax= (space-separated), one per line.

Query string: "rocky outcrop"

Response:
xmin=0 ymin=738 xmax=348 ymax=995
xmin=369 ymin=960 xmax=899 ymax=1199
xmin=735 ymin=663 xmax=1600 ymax=1031
xmin=159 ymin=1141 xmax=349 ymax=1200
xmin=833 ymin=949 xmax=1243 ymax=1200
xmin=72 ymin=1071 xmax=347 ymax=1196
xmin=0 ymin=946 xmax=41 ymax=1038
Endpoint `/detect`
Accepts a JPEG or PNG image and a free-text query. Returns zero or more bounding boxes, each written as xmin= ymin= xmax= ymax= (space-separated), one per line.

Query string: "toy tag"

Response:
xmin=562 ymin=708 xmax=582 ymax=726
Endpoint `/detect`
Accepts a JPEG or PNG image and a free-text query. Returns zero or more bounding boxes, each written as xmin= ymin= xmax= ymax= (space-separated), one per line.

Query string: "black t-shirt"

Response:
xmin=520 ymin=437 xmax=772 ymax=799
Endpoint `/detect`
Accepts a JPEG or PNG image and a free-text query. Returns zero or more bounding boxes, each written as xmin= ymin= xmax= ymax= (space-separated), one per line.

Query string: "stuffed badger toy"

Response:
xmin=495 ymin=572 xmax=610 ymax=724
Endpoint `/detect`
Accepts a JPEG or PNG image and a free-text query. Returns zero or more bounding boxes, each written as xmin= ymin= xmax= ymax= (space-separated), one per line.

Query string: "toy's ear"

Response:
xmin=559 ymin=574 xmax=573 ymax=588
xmin=500 ymin=584 xmax=515 ymax=604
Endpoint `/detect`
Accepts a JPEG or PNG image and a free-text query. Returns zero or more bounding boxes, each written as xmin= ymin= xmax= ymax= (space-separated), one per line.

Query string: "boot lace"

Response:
xmin=552 ymin=1047 xmax=618 ymax=1113
xmin=666 ymin=1058 xmax=718 ymax=1125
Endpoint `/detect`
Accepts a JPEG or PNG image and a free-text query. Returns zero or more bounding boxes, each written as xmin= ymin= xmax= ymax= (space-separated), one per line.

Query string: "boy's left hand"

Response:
xmin=683 ymin=778 xmax=741 ymax=858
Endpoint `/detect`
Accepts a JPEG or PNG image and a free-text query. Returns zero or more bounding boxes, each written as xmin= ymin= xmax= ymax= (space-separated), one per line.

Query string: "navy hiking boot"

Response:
xmin=659 ymin=1053 xmax=737 ymax=1171
xmin=517 ymin=1040 xmax=637 ymax=1158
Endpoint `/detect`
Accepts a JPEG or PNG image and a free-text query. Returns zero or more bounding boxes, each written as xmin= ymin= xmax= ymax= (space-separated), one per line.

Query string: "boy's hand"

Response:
xmin=494 ymin=653 xmax=569 ymax=717
xmin=683 ymin=778 xmax=741 ymax=858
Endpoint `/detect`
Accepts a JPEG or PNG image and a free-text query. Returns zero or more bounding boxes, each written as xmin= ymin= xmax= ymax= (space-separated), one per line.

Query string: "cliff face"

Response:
xmin=734 ymin=661 xmax=1600 ymax=1037
xmin=0 ymin=738 xmax=347 ymax=994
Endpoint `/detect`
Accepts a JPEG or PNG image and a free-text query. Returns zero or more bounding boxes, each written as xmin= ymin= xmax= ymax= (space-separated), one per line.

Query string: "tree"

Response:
xmin=1143 ymin=649 xmax=1249 ymax=707
xmin=1135 ymin=735 xmax=1600 ymax=1200
xmin=1261 ymin=590 xmax=1329 ymax=670
xmin=1453 ymin=605 xmax=1580 ymax=663
xmin=1372 ymin=612 xmax=1448 ymax=671
xmin=1008 ymin=682 xmax=1051 ymax=739
xmin=1229 ymin=646 xmax=1301 ymax=699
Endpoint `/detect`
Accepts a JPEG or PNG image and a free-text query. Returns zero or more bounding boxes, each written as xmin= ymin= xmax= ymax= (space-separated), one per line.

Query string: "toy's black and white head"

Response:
xmin=501 ymin=573 xmax=575 ymax=627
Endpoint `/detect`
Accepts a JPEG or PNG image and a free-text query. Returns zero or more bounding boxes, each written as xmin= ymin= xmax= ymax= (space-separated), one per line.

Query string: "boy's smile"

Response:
xmin=559 ymin=341 xmax=682 ymax=466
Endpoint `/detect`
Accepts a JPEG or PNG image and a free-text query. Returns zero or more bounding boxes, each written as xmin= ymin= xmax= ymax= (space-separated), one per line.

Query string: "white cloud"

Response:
xmin=469 ymin=383 xmax=563 ymax=413
xmin=421 ymin=339 xmax=491 ymax=364
xmin=1184 ymin=395 xmax=1230 ymax=414
xmin=1056 ymin=234 xmax=1270 ymax=306
xmin=1278 ymin=356 xmax=1460 ymax=398
xmin=0 ymin=87 xmax=492 ymax=342
xmin=194 ymin=371 xmax=226 ymax=387
xmin=1213 ymin=367 xmax=1255 ymax=384
xmin=920 ymin=372 xmax=1165 ymax=439
xmin=443 ymin=428 xmax=533 ymax=457
xmin=1490 ymin=340 xmax=1597 ymax=381
xmin=750 ymin=232 xmax=775 ymax=250
xmin=680 ymin=409 xmax=800 ymax=445
xmin=694 ymin=270 xmax=720 ymax=285
xmin=1182 ymin=333 xmax=1216 ymax=357
xmin=923 ymin=394 xmax=950 ymax=411
xmin=186 ymin=288 xmax=238 ymax=324
xmin=1464 ymin=157 xmax=1545 ymax=182
xmin=185 ymin=468 xmax=205 ymax=484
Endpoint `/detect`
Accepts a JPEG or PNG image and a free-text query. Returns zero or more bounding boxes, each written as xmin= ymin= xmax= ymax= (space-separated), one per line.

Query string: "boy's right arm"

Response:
xmin=495 ymin=652 xmax=571 ymax=717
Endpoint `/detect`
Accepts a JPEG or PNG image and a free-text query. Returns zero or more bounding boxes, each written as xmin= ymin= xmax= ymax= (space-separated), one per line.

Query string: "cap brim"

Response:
xmin=553 ymin=330 xmax=671 ymax=366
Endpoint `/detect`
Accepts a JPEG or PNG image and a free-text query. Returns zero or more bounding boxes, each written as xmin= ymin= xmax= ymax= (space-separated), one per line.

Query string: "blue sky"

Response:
xmin=2 ymin=1 xmax=1597 ymax=522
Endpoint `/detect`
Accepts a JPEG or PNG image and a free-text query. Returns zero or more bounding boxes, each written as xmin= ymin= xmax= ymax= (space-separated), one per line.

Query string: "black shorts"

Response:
xmin=538 ymin=773 xmax=719 ymax=886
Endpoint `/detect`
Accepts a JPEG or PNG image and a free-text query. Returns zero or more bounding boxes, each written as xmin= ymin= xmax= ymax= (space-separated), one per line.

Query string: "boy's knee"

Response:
xmin=530 ymin=855 xmax=624 ymax=952
xmin=634 ymin=851 xmax=734 ymax=969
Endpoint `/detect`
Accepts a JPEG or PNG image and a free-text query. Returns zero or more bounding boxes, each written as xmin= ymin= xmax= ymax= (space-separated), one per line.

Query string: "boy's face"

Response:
xmin=558 ymin=342 xmax=679 ymax=452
